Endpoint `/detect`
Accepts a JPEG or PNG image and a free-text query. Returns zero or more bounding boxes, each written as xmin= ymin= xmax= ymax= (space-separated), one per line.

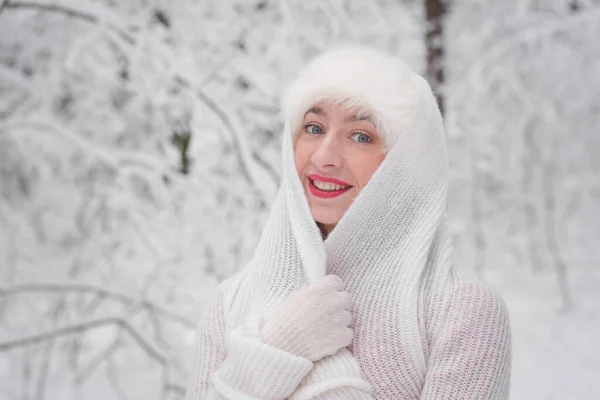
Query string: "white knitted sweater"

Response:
xmin=185 ymin=48 xmax=511 ymax=400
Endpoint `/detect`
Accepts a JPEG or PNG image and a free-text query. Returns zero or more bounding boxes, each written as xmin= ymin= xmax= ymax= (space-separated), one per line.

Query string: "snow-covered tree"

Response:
xmin=0 ymin=0 xmax=598 ymax=399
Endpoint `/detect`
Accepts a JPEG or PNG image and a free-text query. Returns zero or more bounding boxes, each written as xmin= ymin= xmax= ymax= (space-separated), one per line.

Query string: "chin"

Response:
xmin=311 ymin=209 xmax=343 ymax=227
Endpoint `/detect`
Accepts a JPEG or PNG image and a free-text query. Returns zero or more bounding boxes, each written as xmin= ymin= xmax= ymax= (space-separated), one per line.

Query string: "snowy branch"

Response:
xmin=464 ymin=7 xmax=600 ymax=86
xmin=6 ymin=1 xmax=95 ymax=22
xmin=75 ymin=336 xmax=120 ymax=385
xmin=4 ymin=0 xmax=136 ymax=43
xmin=0 ymin=283 xmax=196 ymax=329
xmin=175 ymin=75 xmax=270 ymax=204
xmin=0 ymin=316 xmax=187 ymax=395
xmin=1 ymin=119 xmax=181 ymax=183
xmin=0 ymin=317 xmax=163 ymax=360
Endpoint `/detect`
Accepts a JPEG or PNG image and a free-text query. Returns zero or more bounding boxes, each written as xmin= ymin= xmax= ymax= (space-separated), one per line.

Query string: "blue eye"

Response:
xmin=351 ymin=132 xmax=372 ymax=143
xmin=305 ymin=124 xmax=324 ymax=135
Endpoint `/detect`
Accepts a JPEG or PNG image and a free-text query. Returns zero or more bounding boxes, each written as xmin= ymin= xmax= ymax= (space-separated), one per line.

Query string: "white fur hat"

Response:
xmin=281 ymin=45 xmax=422 ymax=151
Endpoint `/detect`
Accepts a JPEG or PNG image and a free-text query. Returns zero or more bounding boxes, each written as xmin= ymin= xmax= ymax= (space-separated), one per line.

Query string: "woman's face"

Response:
xmin=294 ymin=101 xmax=386 ymax=235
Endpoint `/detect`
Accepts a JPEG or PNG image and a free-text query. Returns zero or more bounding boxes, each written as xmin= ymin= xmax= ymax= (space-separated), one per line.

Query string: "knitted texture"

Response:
xmin=260 ymin=274 xmax=354 ymax=362
xmin=213 ymin=315 xmax=313 ymax=399
xmin=185 ymin=46 xmax=511 ymax=399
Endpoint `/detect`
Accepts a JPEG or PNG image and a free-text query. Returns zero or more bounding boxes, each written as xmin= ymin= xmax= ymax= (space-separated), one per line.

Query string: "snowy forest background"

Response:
xmin=0 ymin=0 xmax=599 ymax=399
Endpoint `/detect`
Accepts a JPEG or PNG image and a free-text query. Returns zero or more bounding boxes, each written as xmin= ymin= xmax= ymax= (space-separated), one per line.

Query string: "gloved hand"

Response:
xmin=259 ymin=274 xmax=354 ymax=362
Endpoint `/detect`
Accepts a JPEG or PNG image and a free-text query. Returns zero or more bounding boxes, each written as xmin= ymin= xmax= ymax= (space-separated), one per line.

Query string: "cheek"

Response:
xmin=294 ymin=139 xmax=313 ymax=175
xmin=351 ymin=152 xmax=385 ymax=188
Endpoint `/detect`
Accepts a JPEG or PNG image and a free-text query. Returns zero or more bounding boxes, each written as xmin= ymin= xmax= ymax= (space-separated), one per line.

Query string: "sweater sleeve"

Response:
xmin=185 ymin=274 xmax=313 ymax=400
xmin=420 ymin=274 xmax=512 ymax=400
xmin=288 ymin=349 xmax=373 ymax=400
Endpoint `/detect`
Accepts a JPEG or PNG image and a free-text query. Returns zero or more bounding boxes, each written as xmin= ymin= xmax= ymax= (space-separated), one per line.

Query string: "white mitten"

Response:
xmin=260 ymin=274 xmax=354 ymax=362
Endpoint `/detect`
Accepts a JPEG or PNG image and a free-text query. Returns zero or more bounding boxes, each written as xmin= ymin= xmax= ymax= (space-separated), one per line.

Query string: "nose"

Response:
xmin=310 ymin=129 xmax=343 ymax=168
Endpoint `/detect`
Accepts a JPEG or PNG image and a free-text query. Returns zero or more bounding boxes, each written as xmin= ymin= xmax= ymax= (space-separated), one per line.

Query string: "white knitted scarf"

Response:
xmin=220 ymin=57 xmax=453 ymax=397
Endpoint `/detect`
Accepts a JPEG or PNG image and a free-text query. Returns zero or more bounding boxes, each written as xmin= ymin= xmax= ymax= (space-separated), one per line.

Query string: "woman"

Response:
xmin=185 ymin=45 xmax=511 ymax=399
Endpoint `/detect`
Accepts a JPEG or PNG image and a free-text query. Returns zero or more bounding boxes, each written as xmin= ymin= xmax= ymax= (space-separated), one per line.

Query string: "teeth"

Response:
xmin=312 ymin=179 xmax=350 ymax=191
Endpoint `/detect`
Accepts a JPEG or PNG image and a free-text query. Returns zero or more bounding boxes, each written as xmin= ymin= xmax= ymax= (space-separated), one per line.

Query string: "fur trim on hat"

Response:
xmin=281 ymin=45 xmax=422 ymax=152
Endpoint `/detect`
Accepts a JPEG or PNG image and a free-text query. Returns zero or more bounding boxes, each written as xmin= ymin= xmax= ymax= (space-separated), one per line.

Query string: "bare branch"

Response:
xmin=465 ymin=8 xmax=600 ymax=87
xmin=75 ymin=336 xmax=121 ymax=385
xmin=35 ymin=338 xmax=55 ymax=400
xmin=252 ymin=149 xmax=280 ymax=185
xmin=0 ymin=283 xmax=196 ymax=329
xmin=4 ymin=0 xmax=135 ymax=44
xmin=107 ymin=349 xmax=128 ymax=400
xmin=165 ymin=383 xmax=186 ymax=395
xmin=0 ymin=317 xmax=167 ymax=365
xmin=2 ymin=1 xmax=274 ymax=206
xmin=6 ymin=0 xmax=94 ymax=21
xmin=1 ymin=119 xmax=169 ymax=175
xmin=175 ymin=74 xmax=266 ymax=204
xmin=177 ymin=75 xmax=268 ymax=204
xmin=542 ymin=142 xmax=574 ymax=312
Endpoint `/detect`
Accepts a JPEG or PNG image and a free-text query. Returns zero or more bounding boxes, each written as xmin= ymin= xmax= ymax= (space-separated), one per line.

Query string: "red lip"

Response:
xmin=308 ymin=174 xmax=352 ymax=186
xmin=307 ymin=174 xmax=353 ymax=199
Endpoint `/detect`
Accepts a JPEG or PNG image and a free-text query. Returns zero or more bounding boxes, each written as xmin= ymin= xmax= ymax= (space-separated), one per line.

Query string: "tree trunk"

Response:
xmin=424 ymin=0 xmax=446 ymax=115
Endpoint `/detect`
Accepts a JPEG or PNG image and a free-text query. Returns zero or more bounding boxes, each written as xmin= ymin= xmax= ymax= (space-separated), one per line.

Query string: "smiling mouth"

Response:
xmin=308 ymin=177 xmax=353 ymax=199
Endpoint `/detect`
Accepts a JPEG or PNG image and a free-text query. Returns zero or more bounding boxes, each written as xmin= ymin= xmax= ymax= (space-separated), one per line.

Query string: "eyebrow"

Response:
xmin=305 ymin=106 xmax=376 ymax=125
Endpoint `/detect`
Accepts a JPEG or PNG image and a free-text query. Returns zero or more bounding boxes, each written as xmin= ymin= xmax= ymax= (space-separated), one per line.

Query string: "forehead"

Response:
xmin=304 ymin=101 xmax=376 ymax=125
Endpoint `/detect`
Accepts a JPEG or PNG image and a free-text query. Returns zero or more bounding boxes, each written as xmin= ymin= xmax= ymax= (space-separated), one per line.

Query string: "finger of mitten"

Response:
xmin=319 ymin=308 xmax=352 ymax=331
xmin=314 ymin=329 xmax=352 ymax=358
xmin=263 ymin=287 xmax=334 ymax=334
xmin=260 ymin=302 xmax=309 ymax=345
xmin=308 ymin=327 xmax=353 ymax=362
xmin=267 ymin=287 xmax=318 ymax=324
xmin=293 ymin=276 xmax=346 ymax=315
xmin=311 ymin=341 xmax=342 ymax=361
xmin=340 ymin=327 xmax=354 ymax=348
xmin=318 ymin=274 xmax=345 ymax=292
xmin=339 ymin=309 xmax=353 ymax=327
xmin=335 ymin=290 xmax=354 ymax=311
xmin=331 ymin=317 xmax=354 ymax=347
